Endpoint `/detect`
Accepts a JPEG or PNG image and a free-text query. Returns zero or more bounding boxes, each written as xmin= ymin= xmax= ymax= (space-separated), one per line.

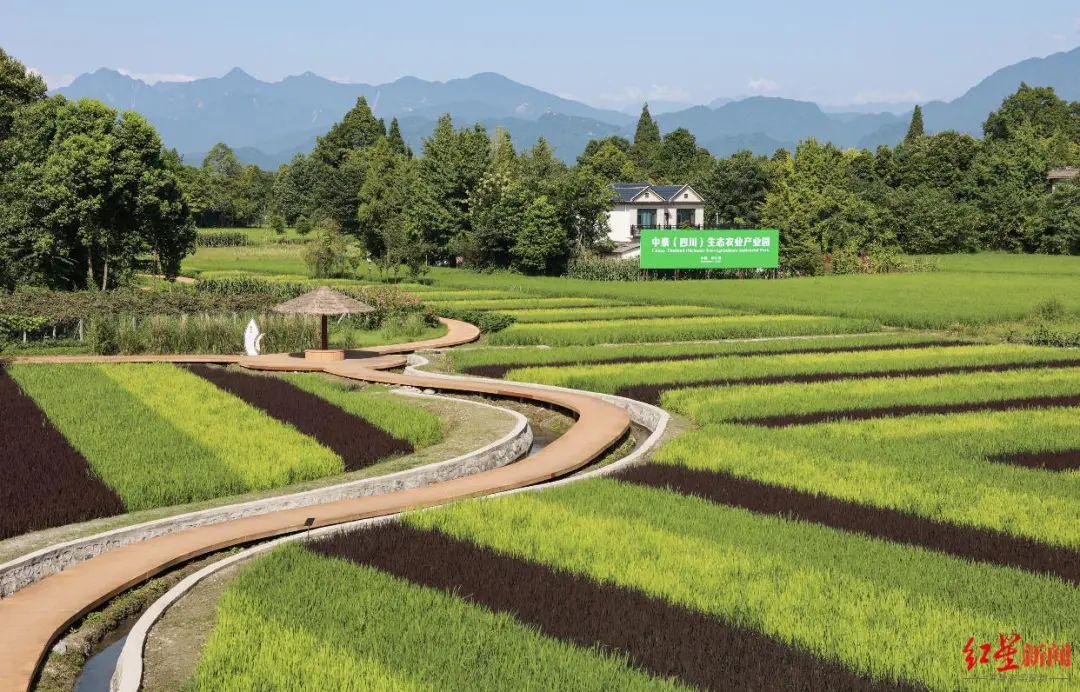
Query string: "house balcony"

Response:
xmin=630 ymin=224 xmax=705 ymax=238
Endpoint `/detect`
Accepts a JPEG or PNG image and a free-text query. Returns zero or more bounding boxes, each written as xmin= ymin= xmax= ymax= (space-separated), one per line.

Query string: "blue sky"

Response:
xmin=3 ymin=0 xmax=1079 ymax=108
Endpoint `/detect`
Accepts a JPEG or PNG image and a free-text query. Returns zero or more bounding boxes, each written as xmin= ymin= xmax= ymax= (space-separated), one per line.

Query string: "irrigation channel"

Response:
xmin=0 ymin=318 xmax=669 ymax=691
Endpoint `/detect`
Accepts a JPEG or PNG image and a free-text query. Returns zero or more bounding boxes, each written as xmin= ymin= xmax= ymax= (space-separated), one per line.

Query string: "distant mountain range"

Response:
xmin=56 ymin=46 xmax=1080 ymax=168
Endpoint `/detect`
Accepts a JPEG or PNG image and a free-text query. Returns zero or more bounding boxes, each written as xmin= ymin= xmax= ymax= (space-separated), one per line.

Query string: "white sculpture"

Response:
xmin=243 ymin=319 xmax=264 ymax=356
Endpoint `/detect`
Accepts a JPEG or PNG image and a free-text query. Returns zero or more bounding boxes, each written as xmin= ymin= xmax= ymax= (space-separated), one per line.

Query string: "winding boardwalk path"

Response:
xmin=0 ymin=319 xmax=631 ymax=691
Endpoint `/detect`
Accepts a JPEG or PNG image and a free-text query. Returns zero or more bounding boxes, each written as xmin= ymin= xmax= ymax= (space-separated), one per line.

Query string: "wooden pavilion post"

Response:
xmin=320 ymin=314 xmax=329 ymax=350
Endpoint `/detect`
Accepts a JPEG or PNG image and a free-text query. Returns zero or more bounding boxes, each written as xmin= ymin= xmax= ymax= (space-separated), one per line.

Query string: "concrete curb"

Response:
xmin=0 ymin=394 xmax=530 ymax=598
xmin=112 ymin=359 xmax=671 ymax=691
xmin=111 ymin=514 xmax=401 ymax=692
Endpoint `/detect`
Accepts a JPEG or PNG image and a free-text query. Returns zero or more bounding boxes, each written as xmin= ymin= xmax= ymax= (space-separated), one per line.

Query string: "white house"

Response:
xmin=605 ymin=182 xmax=705 ymax=258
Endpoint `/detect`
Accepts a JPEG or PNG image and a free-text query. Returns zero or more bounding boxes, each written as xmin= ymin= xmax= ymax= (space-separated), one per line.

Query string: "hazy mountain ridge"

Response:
xmin=56 ymin=46 xmax=1080 ymax=167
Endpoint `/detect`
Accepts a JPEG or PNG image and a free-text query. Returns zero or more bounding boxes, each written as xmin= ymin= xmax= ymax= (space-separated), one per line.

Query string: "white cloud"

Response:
xmin=851 ymin=89 xmax=924 ymax=105
xmin=29 ymin=67 xmax=74 ymax=89
xmin=594 ymin=84 xmax=691 ymax=107
xmin=747 ymin=78 xmax=779 ymax=94
xmin=117 ymin=68 xmax=197 ymax=84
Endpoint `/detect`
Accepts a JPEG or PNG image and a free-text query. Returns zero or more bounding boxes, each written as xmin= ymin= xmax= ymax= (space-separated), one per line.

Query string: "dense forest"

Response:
xmin=2 ymin=46 xmax=1078 ymax=290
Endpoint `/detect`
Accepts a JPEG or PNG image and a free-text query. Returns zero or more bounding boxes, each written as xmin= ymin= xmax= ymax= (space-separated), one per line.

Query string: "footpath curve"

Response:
xmin=0 ymin=318 xmax=631 ymax=692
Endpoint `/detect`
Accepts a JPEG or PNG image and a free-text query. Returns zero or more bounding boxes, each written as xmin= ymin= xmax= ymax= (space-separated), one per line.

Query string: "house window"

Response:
xmin=637 ymin=209 xmax=656 ymax=228
xmin=676 ymin=208 xmax=695 ymax=227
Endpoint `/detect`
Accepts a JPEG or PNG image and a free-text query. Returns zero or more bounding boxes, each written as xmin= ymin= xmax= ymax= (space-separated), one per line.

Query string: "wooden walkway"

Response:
xmin=0 ymin=319 xmax=630 ymax=691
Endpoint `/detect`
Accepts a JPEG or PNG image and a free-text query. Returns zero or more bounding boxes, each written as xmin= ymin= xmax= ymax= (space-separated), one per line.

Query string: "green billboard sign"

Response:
xmin=639 ymin=228 xmax=779 ymax=269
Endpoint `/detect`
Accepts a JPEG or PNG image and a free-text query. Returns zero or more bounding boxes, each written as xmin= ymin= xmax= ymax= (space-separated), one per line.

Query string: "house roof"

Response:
xmin=610 ymin=183 xmax=650 ymax=203
xmin=609 ymin=182 xmax=699 ymax=203
xmin=1048 ymin=167 xmax=1079 ymax=181
xmin=651 ymin=184 xmax=688 ymax=201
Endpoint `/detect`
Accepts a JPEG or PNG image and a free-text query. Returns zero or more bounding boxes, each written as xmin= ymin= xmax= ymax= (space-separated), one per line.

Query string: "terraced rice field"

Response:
xmin=428 ymin=297 xmax=628 ymax=311
xmin=195 ymin=299 xmax=1078 ymax=690
xmin=494 ymin=305 xmax=734 ymax=324
xmin=450 ymin=332 xmax=961 ymax=378
xmin=487 ymin=314 xmax=881 ymax=346
xmin=0 ymin=364 xmax=441 ymax=540
xmin=509 ymin=343 xmax=1080 ymax=401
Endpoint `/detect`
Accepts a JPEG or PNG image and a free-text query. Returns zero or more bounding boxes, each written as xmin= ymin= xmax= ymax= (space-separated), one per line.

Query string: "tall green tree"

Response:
xmin=1034 ymin=179 xmax=1080 ymax=254
xmin=904 ymin=105 xmax=925 ymax=143
xmin=983 ymin=84 xmax=1078 ymax=142
xmin=269 ymin=154 xmax=317 ymax=224
xmin=633 ymin=103 xmax=661 ymax=147
xmin=414 ymin=115 xmax=490 ymax=262
xmin=312 ymin=96 xmax=385 ymax=165
xmin=701 ymin=150 xmax=774 ymax=226
xmin=512 ymin=195 xmax=564 ymax=274
xmin=356 ymin=137 xmax=412 ymax=266
xmin=577 ymin=135 xmax=631 ymax=164
xmin=631 ymin=103 xmax=662 ymax=175
xmin=308 ymin=96 xmax=386 ymax=232
xmin=0 ymin=47 xmax=46 ymax=141
xmin=202 ymin=141 xmax=242 ymax=177
xmin=387 ymin=117 xmax=412 ymax=158
xmin=548 ymin=167 xmax=610 ymax=254
xmin=520 ymin=137 xmax=565 ymax=189
xmin=655 ymin=128 xmax=709 ymax=182
xmin=578 ymin=140 xmax=644 ymax=182
xmin=762 ymin=139 xmax=885 ymax=273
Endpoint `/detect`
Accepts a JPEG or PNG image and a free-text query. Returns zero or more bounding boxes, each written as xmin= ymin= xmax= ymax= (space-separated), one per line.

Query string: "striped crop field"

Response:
xmin=408 ymin=289 xmax=527 ymax=302
xmin=509 ymin=343 xmax=1080 ymax=400
xmin=0 ymin=364 xmax=441 ymax=539
xmin=449 ymin=332 xmax=961 ymax=378
xmin=403 ymin=482 xmax=1078 ymax=690
xmin=429 ymin=297 xmax=629 ymax=311
xmin=486 ymin=314 xmax=881 ymax=346
xmin=663 ymin=366 xmax=1080 ymax=425
xmin=653 ymin=408 xmax=1080 ymax=548
xmin=188 ymin=306 xmax=1079 ymax=689
xmin=495 ymin=305 xmax=735 ymax=324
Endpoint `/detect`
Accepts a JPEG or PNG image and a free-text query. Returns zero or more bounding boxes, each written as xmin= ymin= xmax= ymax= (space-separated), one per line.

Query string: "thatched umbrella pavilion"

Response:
xmin=272 ymin=287 xmax=374 ymax=360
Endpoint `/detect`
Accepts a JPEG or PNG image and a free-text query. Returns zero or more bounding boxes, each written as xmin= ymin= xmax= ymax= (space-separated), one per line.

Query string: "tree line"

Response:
xmin=177 ymin=81 xmax=1080 ymax=275
xmin=2 ymin=43 xmax=1078 ymax=292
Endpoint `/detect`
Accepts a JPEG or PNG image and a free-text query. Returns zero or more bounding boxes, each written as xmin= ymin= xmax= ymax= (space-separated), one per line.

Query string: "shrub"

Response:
xmin=196 ymin=231 xmax=248 ymax=248
xmin=565 ymin=254 xmax=642 ymax=281
xmin=304 ymin=220 xmax=352 ymax=278
xmin=294 ymin=215 xmax=313 ymax=236
xmin=268 ymin=213 xmax=286 ymax=235
xmin=1029 ymin=297 xmax=1066 ymax=323
xmin=826 ymin=248 xmax=931 ymax=275
xmin=86 ymin=313 xmax=318 ymax=355
xmin=194 ymin=277 xmax=306 ymax=300
xmin=380 ymin=313 xmax=428 ymax=341
xmin=435 ymin=306 xmax=516 ymax=333
xmin=1024 ymin=323 xmax=1080 ymax=348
